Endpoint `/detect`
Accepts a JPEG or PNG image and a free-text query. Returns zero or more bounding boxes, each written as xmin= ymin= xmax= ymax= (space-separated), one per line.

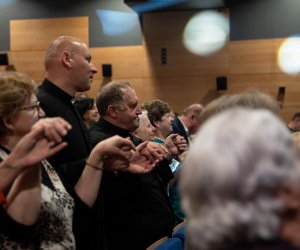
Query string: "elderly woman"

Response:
xmin=142 ymin=100 xmax=188 ymax=225
xmin=181 ymin=108 xmax=300 ymax=250
xmin=0 ymin=72 xmax=136 ymax=249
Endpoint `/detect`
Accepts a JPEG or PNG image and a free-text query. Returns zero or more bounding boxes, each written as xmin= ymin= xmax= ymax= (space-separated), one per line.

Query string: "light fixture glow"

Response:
xmin=278 ymin=36 xmax=300 ymax=76
xmin=183 ymin=11 xmax=229 ymax=57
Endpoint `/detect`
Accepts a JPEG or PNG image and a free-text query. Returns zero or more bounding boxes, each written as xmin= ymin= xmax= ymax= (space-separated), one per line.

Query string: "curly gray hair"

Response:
xmin=180 ymin=108 xmax=300 ymax=250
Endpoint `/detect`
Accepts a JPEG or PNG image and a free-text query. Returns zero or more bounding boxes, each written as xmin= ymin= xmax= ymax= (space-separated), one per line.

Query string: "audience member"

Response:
xmin=142 ymin=99 xmax=174 ymax=143
xmin=142 ymin=99 xmax=187 ymax=158
xmin=90 ymin=81 xmax=175 ymax=250
xmin=142 ymin=99 xmax=188 ymax=225
xmin=199 ymin=89 xmax=280 ymax=125
xmin=73 ymin=97 xmax=99 ymax=128
xmin=287 ymin=112 xmax=300 ymax=133
xmin=37 ymin=35 xmax=98 ymax=186
xmin=181 ymin=108 xmax=300 ymax=250
xmin=36 ymin=36 xmax=100 ymax=248
xmin=131 ymin=110 xmax=156 ymax=141
xmin=172 ymin=103 xmax=203 ymax=145
xmin=0 ymin=71 xmax=137 ymax=249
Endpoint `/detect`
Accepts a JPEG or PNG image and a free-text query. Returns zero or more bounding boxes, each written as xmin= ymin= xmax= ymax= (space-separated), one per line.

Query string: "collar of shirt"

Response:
xmin=40 ymin=79 xmax=74 ymax=105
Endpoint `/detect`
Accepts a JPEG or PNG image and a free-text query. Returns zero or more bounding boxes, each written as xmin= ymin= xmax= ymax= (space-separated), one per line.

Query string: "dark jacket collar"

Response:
xmin=97 ymin=118 xmax=132 ymax=138
xmin=40 ymin=79 xmax=74 ymax=105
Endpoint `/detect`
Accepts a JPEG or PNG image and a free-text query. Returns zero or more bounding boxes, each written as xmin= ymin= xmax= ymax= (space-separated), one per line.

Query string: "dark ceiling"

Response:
xmin=124 ymin=0 xmax=249 ymax=12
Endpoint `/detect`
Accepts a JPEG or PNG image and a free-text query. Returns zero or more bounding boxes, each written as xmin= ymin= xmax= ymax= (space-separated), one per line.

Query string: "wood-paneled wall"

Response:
xmin=6 ymin=12 xmax=300 ymax=122
xmin=7 ymin=16 xmax=89 ymax=83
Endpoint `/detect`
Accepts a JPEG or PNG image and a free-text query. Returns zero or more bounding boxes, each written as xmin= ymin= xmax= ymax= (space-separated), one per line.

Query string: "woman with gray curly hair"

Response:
xmin=180 ymin=108 xmax=300 ymax=250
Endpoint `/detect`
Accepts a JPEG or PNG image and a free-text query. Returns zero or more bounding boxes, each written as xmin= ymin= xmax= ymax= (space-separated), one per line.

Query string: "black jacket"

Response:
xmin=89 ymin=118 xmax=174 ymax=250
xmin=172 ymin=116 xmax=190 ymax=146
xmin=37 ymin=79 xmax=98 ymax=250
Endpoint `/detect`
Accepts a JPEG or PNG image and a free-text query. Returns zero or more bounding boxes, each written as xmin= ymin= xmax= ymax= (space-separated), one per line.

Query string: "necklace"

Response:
xmin=153 ymin=137 xmax=165 ymax=144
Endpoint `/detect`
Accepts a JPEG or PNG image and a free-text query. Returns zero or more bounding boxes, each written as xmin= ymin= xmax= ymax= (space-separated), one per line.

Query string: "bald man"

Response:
xmin=37 ymin=36 xmax=98 ymax=183
xmin=37 ymin=36 xmax=99 ymax=249
xmin=172 ymin=103 xmax=203 ymax=145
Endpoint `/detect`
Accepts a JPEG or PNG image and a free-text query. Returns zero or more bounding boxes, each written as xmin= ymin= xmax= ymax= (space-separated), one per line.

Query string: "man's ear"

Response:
xmin=62 ymin=51 xmax=72 ymax=68
xmin=276 ymin=186 xmax=300 ymax=210
xmin=2 ymin=116 xmax=15 ymax=131
xmin=107 ymin=105 xmax=118 ymax=119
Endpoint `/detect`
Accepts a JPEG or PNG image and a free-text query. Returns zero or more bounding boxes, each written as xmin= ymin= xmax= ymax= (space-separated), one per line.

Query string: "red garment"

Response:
xmin=0 ymin=191 xmax=6 ymax=205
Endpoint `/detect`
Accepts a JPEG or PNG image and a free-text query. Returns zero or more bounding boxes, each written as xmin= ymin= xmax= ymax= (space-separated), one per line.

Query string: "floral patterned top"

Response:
xmin=0 ymin=148 xmax=75 ymax=250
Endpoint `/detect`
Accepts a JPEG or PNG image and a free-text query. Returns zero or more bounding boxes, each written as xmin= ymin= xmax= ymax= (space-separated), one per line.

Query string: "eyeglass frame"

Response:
xmin=18 ymin=101 xmax=41 ymax=113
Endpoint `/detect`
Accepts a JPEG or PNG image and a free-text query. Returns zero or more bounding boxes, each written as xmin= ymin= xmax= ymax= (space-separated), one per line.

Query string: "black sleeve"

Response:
xmin=0 ymin=206 xmax=35 ymax=241
xmin=156 ymin=159 xmax=174 ymax=185
xmin=50 ymin=158 xmax=87 ymax=187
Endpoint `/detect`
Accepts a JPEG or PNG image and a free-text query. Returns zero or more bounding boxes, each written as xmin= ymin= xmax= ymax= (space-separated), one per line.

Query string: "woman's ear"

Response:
xmin=2 ymin=116 xmax=15 ymax=131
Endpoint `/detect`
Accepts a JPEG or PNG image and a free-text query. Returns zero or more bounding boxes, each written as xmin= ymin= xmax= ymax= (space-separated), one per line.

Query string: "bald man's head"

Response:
xmin=180 ymin=103 xmax=203 ymax=134
xmin=44 ymin=36 xmax=86 ymax=70
xmin=43 ymin=36 xmax=98 ymax=95
xmin=182 ymin=103 xmax=203 ymax=117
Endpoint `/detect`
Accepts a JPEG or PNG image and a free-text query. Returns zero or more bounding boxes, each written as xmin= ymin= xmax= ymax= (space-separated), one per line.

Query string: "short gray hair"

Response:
xmin=96 ymin=81 xmax=132 ymax=116
xmin=180 ymin=108 xmax=300 ymax=250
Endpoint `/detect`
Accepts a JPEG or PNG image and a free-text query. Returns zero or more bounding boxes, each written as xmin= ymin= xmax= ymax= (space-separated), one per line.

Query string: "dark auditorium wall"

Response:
xmin=2 ymin=0 xmax=300 ymax=122
xmin=0 ymin=0 xmax=142 ymax=52
xmin=2 ymin=0 xmax=300 ymax=52
xmin=230 ymin=0 xmax=300 ymax=40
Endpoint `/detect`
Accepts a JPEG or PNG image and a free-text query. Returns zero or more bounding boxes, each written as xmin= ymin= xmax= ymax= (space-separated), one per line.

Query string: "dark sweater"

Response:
xmin=89 ymin=118 xmax=175 ymax=250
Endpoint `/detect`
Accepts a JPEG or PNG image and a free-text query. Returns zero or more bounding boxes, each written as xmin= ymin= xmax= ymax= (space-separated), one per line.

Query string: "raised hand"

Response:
xmin=173 ymin=135 xmax=188 ymax=154
xmin=32 ymin=117 xmax=71 ymax=143
xmin=92 ymin=136 xmax=135 ymax=171
xmin=126 ymin=141 xmax=163 ymax=174
xmin=164 ymin=134 xmax=180 ymax=156
xmin=5 ymin=118 xmax=71 ymax=170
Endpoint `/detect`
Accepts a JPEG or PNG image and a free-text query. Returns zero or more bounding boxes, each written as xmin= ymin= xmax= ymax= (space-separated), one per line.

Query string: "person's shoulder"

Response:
xmin=172 ymin=116 xmax=181 ymax=125
xmin=36 ymin=84 xmax=56 ymax=102
xmin=89 ymin=124 xmax=112 ymax=147
xmin=172 ymin=116 xmax=182 ymax=130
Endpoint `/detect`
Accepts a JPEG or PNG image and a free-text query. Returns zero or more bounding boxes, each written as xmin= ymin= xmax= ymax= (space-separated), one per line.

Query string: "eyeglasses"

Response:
xmin=19 ymin=101 xmax=41 ymax=113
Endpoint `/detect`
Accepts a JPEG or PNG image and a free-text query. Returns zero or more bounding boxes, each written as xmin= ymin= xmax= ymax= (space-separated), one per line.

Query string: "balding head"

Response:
xmin=44 ymin=36 xmax=85 ymax=70
xmin=182 ymin=103 xmax=203 ymax=117
xmin=43 ymin=36 xmax=98 ymax=96
xmin=180 ymin=103 xmax=203 ymax=134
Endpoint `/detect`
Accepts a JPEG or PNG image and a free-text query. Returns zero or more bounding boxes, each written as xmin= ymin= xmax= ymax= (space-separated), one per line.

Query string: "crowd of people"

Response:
xmin=1 ymin=35 xmax=300 ymax=250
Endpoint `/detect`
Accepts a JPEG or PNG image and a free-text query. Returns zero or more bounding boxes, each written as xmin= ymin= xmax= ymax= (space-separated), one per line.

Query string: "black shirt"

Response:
xmin=89 ymin=118 xmax=174 ymax=250
xmin=37 ymin=79 xmax=97 ymax=250
xmin=37 ymin=79 xmax=91 ymax=186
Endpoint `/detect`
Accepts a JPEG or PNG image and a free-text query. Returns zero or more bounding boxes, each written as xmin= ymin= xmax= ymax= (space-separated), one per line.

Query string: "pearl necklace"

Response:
xmin=153 ymin=137 xmax=165 ymax=144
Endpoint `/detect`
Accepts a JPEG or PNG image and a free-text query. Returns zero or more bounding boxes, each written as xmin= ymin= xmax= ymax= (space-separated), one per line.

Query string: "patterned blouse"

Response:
xmin=0 ymin=148 xmax=75 ymax=250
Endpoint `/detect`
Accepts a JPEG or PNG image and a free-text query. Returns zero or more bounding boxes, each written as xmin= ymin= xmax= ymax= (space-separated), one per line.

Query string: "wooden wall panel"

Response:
xmin=10 ymin=17 xmax=88 ymax=51
xmin=7 ymin=13 xmax=300 ymax=123
xmin=229 ymin=39 xmax=282 ymax=74
xmin=90 ymin=46 xmax=145 ymax=80
xmin=143 ymin=42 xmax=229 ymax=77
xmin=8 ymin=51 xmax=45 ymax=82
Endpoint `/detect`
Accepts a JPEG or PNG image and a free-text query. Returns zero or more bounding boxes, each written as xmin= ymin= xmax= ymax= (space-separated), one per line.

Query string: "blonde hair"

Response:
xmin=0 ymin=72 xmax=35 ymax=135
